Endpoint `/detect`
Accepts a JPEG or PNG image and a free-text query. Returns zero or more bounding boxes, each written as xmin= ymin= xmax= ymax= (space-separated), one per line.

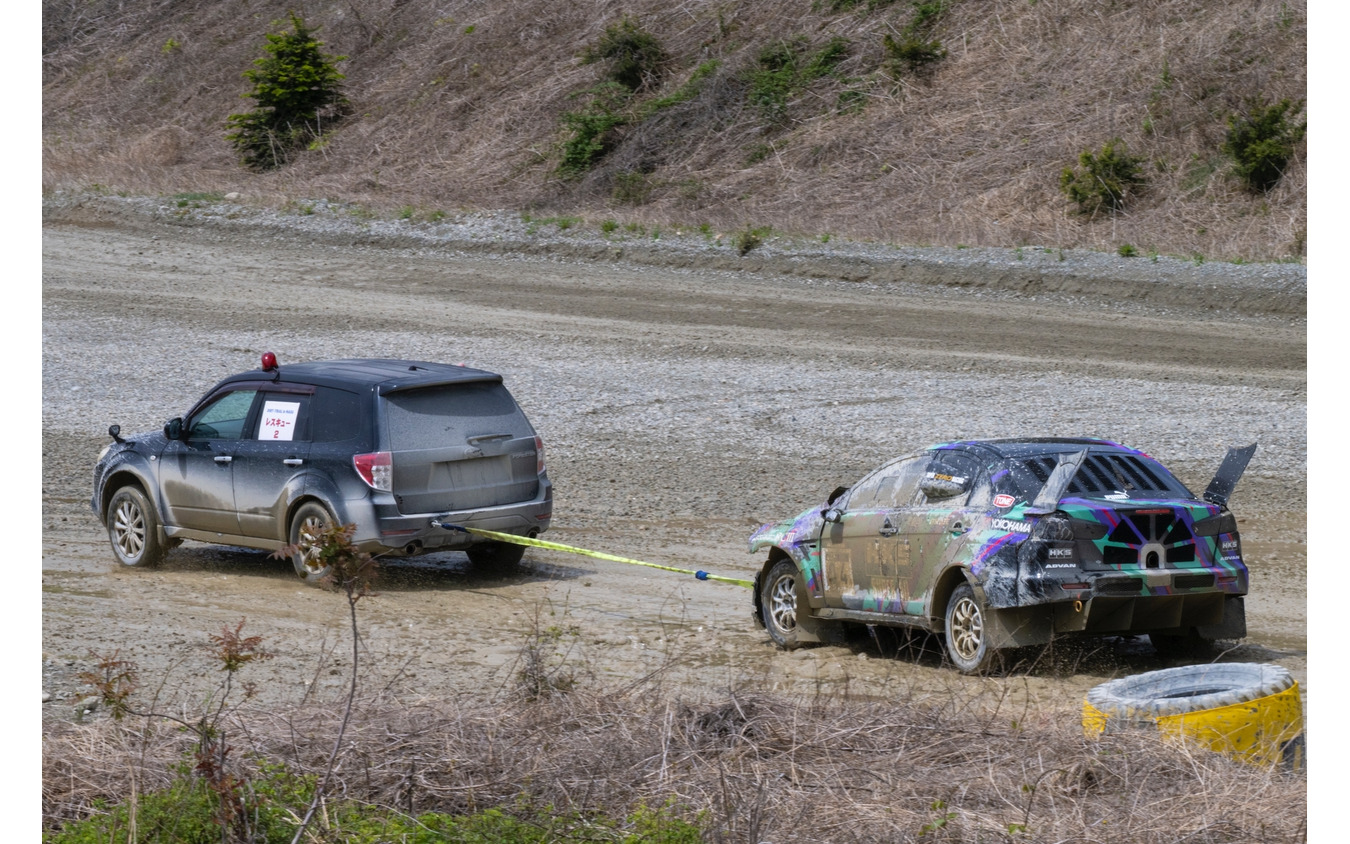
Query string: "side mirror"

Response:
xmin=107 ymin=424 xmax=124 ymax=444
xmin=822 ymin=507 xmax=844 ymax=524
xmin=920 ymin=474 xmax=968 ymax=500
xmin=826 ymin=485 xmax=849 ymax=505
xmin=164 ymin=417 xmax=184 ymax=440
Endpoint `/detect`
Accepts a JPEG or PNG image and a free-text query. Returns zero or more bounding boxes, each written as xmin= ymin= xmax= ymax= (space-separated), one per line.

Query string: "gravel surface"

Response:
xmin=41 ymin=195 xmax=1306 ymax=723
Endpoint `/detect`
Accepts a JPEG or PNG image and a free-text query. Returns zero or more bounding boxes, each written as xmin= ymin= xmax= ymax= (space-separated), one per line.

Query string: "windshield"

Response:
xmin=991 ymin=452 xmax=1194 ymax=501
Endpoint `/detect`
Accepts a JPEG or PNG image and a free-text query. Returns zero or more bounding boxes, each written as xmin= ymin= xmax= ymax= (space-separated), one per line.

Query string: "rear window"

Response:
xmin=993 ymin=452 xmax=1194 ymax=500
xmin=382 ymin=383 xmax=532 ymax=449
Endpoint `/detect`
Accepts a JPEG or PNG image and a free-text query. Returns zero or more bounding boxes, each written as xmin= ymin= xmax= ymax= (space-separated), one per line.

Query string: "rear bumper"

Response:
xmin=984 ymin=592 xmax=1247 ymax=649
xmin=342 ymin=479 xmax=553 ymax=554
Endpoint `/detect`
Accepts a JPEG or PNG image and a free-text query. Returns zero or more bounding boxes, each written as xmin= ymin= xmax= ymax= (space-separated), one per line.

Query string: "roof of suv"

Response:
xmin=932 ymin=438 xmax=1138 ymax=459
xmin=221 ymin=358 xmax=503 ymax=393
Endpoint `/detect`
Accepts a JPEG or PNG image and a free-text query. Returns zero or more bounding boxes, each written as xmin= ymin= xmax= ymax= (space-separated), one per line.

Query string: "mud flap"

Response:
xmin=983 ymin=603 xmax=1054 ymax=649
xmin=1197 ymin=595 xmax=1247 ymax=640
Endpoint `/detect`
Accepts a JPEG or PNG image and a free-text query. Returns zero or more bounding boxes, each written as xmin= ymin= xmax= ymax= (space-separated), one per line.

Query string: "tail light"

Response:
xmin=535 ymin=435 xmax=547 ymax=474
xmin=353 ymin=451 xmax=392 ymax=491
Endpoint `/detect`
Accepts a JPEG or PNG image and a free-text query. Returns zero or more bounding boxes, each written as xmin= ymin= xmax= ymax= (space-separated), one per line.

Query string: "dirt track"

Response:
xmin=41 ymin=211 xmax=1307 ymax=720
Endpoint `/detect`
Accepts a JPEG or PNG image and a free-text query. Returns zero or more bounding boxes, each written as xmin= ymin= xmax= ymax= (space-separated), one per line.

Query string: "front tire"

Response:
xmin=944 ymin=583 xmax=998 ymax=674
xmin=106 ymin=486 xmax=166 ymax=567
xmin=289 ymin=502 xmax=334 ymax=583
xmin=760 ymin=560 xmax=802 ymax=649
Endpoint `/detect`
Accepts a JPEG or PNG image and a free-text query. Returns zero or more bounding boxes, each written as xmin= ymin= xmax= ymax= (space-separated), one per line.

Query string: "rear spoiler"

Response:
xmin=1024 ymin=449 xmax=1088 ymax=516
xmin=1203 ymin=443 xmax=1257 ymax=508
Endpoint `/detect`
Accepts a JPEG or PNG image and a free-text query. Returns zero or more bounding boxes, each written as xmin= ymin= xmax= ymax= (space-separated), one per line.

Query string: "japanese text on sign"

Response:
xmin=258 ymin=401 xmax=300 ymax=441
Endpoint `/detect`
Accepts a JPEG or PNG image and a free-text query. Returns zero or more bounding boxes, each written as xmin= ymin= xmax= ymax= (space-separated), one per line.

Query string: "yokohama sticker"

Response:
xmin=990 ymin=518 xmax=1031 ymax=534
xmin=993 ymin=494 xmax=1016 ymax=508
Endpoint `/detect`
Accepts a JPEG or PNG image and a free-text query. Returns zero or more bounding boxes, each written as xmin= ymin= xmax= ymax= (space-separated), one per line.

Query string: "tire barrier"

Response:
xmin=1082 ymin=662 xmax=1304 ymax=769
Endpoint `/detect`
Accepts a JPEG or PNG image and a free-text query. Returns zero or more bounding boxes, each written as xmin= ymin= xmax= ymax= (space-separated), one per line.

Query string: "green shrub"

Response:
xmin=601 ymin=219 xmax=619 ymax=233
xmin=225 ymin=14 xmax=347 ymax=171
xmin=581 ymin=16 xmax=666 ymax=91
xmin=749 ymin=37 xmax=850 ymax=122
xmin=736 ymin=226 xmax=771 ymax=255
xmin=1060 ymin=139 xmax=1145 ymax=215
xmin=1222 ymin=98 xmax=1306 ymax=193
xmin=882 ymin=34 xmax=946 ymax=77
xmin=557 ymin=84 xmax=629 ymax=178
xmin=1118 ymin=243 xmax=1138 ymax=257
xmin=882 ymin=1 xmax=950 ymax=78
xmin=613 ymin=170 xmax=652 ymax=204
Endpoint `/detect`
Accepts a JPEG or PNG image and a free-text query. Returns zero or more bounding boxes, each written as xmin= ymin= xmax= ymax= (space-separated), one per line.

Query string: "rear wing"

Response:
xmin=1203 ymin=443 xmax=1258 ymax=508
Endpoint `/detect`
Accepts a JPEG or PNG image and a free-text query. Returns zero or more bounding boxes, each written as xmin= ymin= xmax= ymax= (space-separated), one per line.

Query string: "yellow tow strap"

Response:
xmin=432 ymin=522 xmax=754 ymax=588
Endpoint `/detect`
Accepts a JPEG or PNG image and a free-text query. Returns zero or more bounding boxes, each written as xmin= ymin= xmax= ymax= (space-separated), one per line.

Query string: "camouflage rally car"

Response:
xmin=750 ymin=438 xmax=1255 ymax=673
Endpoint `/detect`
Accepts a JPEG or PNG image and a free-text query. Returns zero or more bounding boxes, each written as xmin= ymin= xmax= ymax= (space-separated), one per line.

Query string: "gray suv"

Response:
xmin=92 ymin=355 xmax=552 ymax=580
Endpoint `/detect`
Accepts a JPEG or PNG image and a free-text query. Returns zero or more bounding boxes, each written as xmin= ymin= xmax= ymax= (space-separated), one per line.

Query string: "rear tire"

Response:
xmin=944 ymin=583 xmax=999 ymax=674
xmin=289 ymin=502 xmax=335 ymax=584
xmin=466 ymin=540 xmax=527 ymax=570
xmin=107 ymin=486 xmax=166 ymax=568
xmin=1150 ymin=628 xmax=1215 ymax=658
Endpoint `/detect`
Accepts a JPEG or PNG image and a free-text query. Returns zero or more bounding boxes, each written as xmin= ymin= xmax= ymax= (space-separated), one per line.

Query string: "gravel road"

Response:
xmin=41 ymin=195 xmax=1307 ymax=720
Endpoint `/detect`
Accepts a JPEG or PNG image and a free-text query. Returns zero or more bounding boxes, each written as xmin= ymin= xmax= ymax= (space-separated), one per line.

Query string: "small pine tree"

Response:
xmin=226 ymin=14 xmax=347 ymax=170
xmin=1222 ymin=98 xmax=1306 ymax=193
xmin=1060 ymin=139 xmax=1146 ymax=216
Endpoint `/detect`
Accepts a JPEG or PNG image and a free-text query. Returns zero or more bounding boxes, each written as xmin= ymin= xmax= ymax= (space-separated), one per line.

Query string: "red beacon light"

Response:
xmin=261 ymin=352 xmax=278 ymax=372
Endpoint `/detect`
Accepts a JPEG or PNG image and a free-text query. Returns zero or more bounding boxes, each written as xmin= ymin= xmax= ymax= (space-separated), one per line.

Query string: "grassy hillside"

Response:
xmin=42 ymin=0 xmax=1306 ymax=261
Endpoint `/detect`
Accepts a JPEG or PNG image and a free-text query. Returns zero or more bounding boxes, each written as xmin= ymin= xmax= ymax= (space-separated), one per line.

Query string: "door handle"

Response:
xmin=283 ymin=458 xmax=304 ymax=466
xmin=214 ymin=455 xmax=233 ymax=464
xmin=878 ymin=525 xmax=898 ymax=537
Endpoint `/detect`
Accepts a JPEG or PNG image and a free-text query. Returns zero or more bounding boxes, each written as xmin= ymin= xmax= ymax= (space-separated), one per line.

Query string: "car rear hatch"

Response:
xmin=381 ymin=381 xmax=540 ymax=514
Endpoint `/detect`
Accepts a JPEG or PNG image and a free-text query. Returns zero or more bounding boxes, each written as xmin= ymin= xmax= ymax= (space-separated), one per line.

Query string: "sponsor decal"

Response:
xmin=1045 ymin=563 xmax=1077 ymax=569
xmin=926 ymin=471 xmax=967 ymax=484
xmin=993 ymin=493 xmax=1016 ymax=508
xmin=1047 ymin=547 xmax=1074 ymax=558
xmin=990 ymin=518 xmax=1031 ymax=534
xmin=1104 ymin=491 xmax=1129 ymax=500
xmin=1221 ymin=539 xmax=1240 ymax=551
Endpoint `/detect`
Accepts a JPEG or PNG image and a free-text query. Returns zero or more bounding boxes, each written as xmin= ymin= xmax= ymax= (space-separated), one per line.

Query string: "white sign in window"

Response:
xmin=258 ymin=401 xmax=301 ymax=441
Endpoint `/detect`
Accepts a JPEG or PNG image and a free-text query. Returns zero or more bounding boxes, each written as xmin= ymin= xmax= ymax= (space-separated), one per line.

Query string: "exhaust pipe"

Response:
xmin=403 ymin=540 xmax=423 ymax=556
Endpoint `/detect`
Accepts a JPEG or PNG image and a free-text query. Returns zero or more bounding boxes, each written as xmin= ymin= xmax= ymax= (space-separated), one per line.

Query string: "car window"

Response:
xmin=916 ymin=451 xmax=988 ymax=507
xmin=255 ymin=392 xmax=311 ymax=441
xmin=1004 ymin=452 xmax=1194 ymax=499
xmin=311 ymin=387 xmax=363 ymax=443
xmin=383 ymin=383 xmax=530 ymax=449
xmin=187 ymin=390 xmax=259 ymax=440
xmin=845 ymin=456 xmax=926 ymax=510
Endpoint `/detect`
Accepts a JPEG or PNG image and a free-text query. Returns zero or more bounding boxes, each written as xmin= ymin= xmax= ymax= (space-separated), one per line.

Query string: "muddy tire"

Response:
xmin=289 ymin=502 xmax=334 ymax=584
xmin=944 ymin=583 xmax=998 ymax=674
xmin=107 ymin=486 xmax=166 ymax=567
xmin=760 ymin=560 xmax=803 ymax=649
xmin=465 ymin=540 xmax=527 ymax=570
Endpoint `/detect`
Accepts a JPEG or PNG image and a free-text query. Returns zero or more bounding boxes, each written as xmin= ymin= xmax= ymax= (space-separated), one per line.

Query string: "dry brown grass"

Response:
xmin=44 ymin=678 xmax=1306 ymax=842
xmin=42 ymin=0 xmax=1305 ymax=262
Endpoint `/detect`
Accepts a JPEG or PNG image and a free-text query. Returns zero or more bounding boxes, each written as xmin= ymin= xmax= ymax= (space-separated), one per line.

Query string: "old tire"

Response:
xmin=760 ymin=560 xmax=802 ymax=649
xmin=1083 ymin=662 xmax=1304 ymax=768
xmin=107 ymin=486 xmax=166 ymax=568
xmin=944 ymin=583 xmax=998 ymax=674
xmin=289 ymin=502 xmax=334 ymax=584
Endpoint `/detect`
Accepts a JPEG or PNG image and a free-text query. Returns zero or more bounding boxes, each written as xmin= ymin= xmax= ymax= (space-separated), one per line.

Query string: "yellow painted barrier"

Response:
xmin=1083 ymin=663 xmax=1304 ymax=769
